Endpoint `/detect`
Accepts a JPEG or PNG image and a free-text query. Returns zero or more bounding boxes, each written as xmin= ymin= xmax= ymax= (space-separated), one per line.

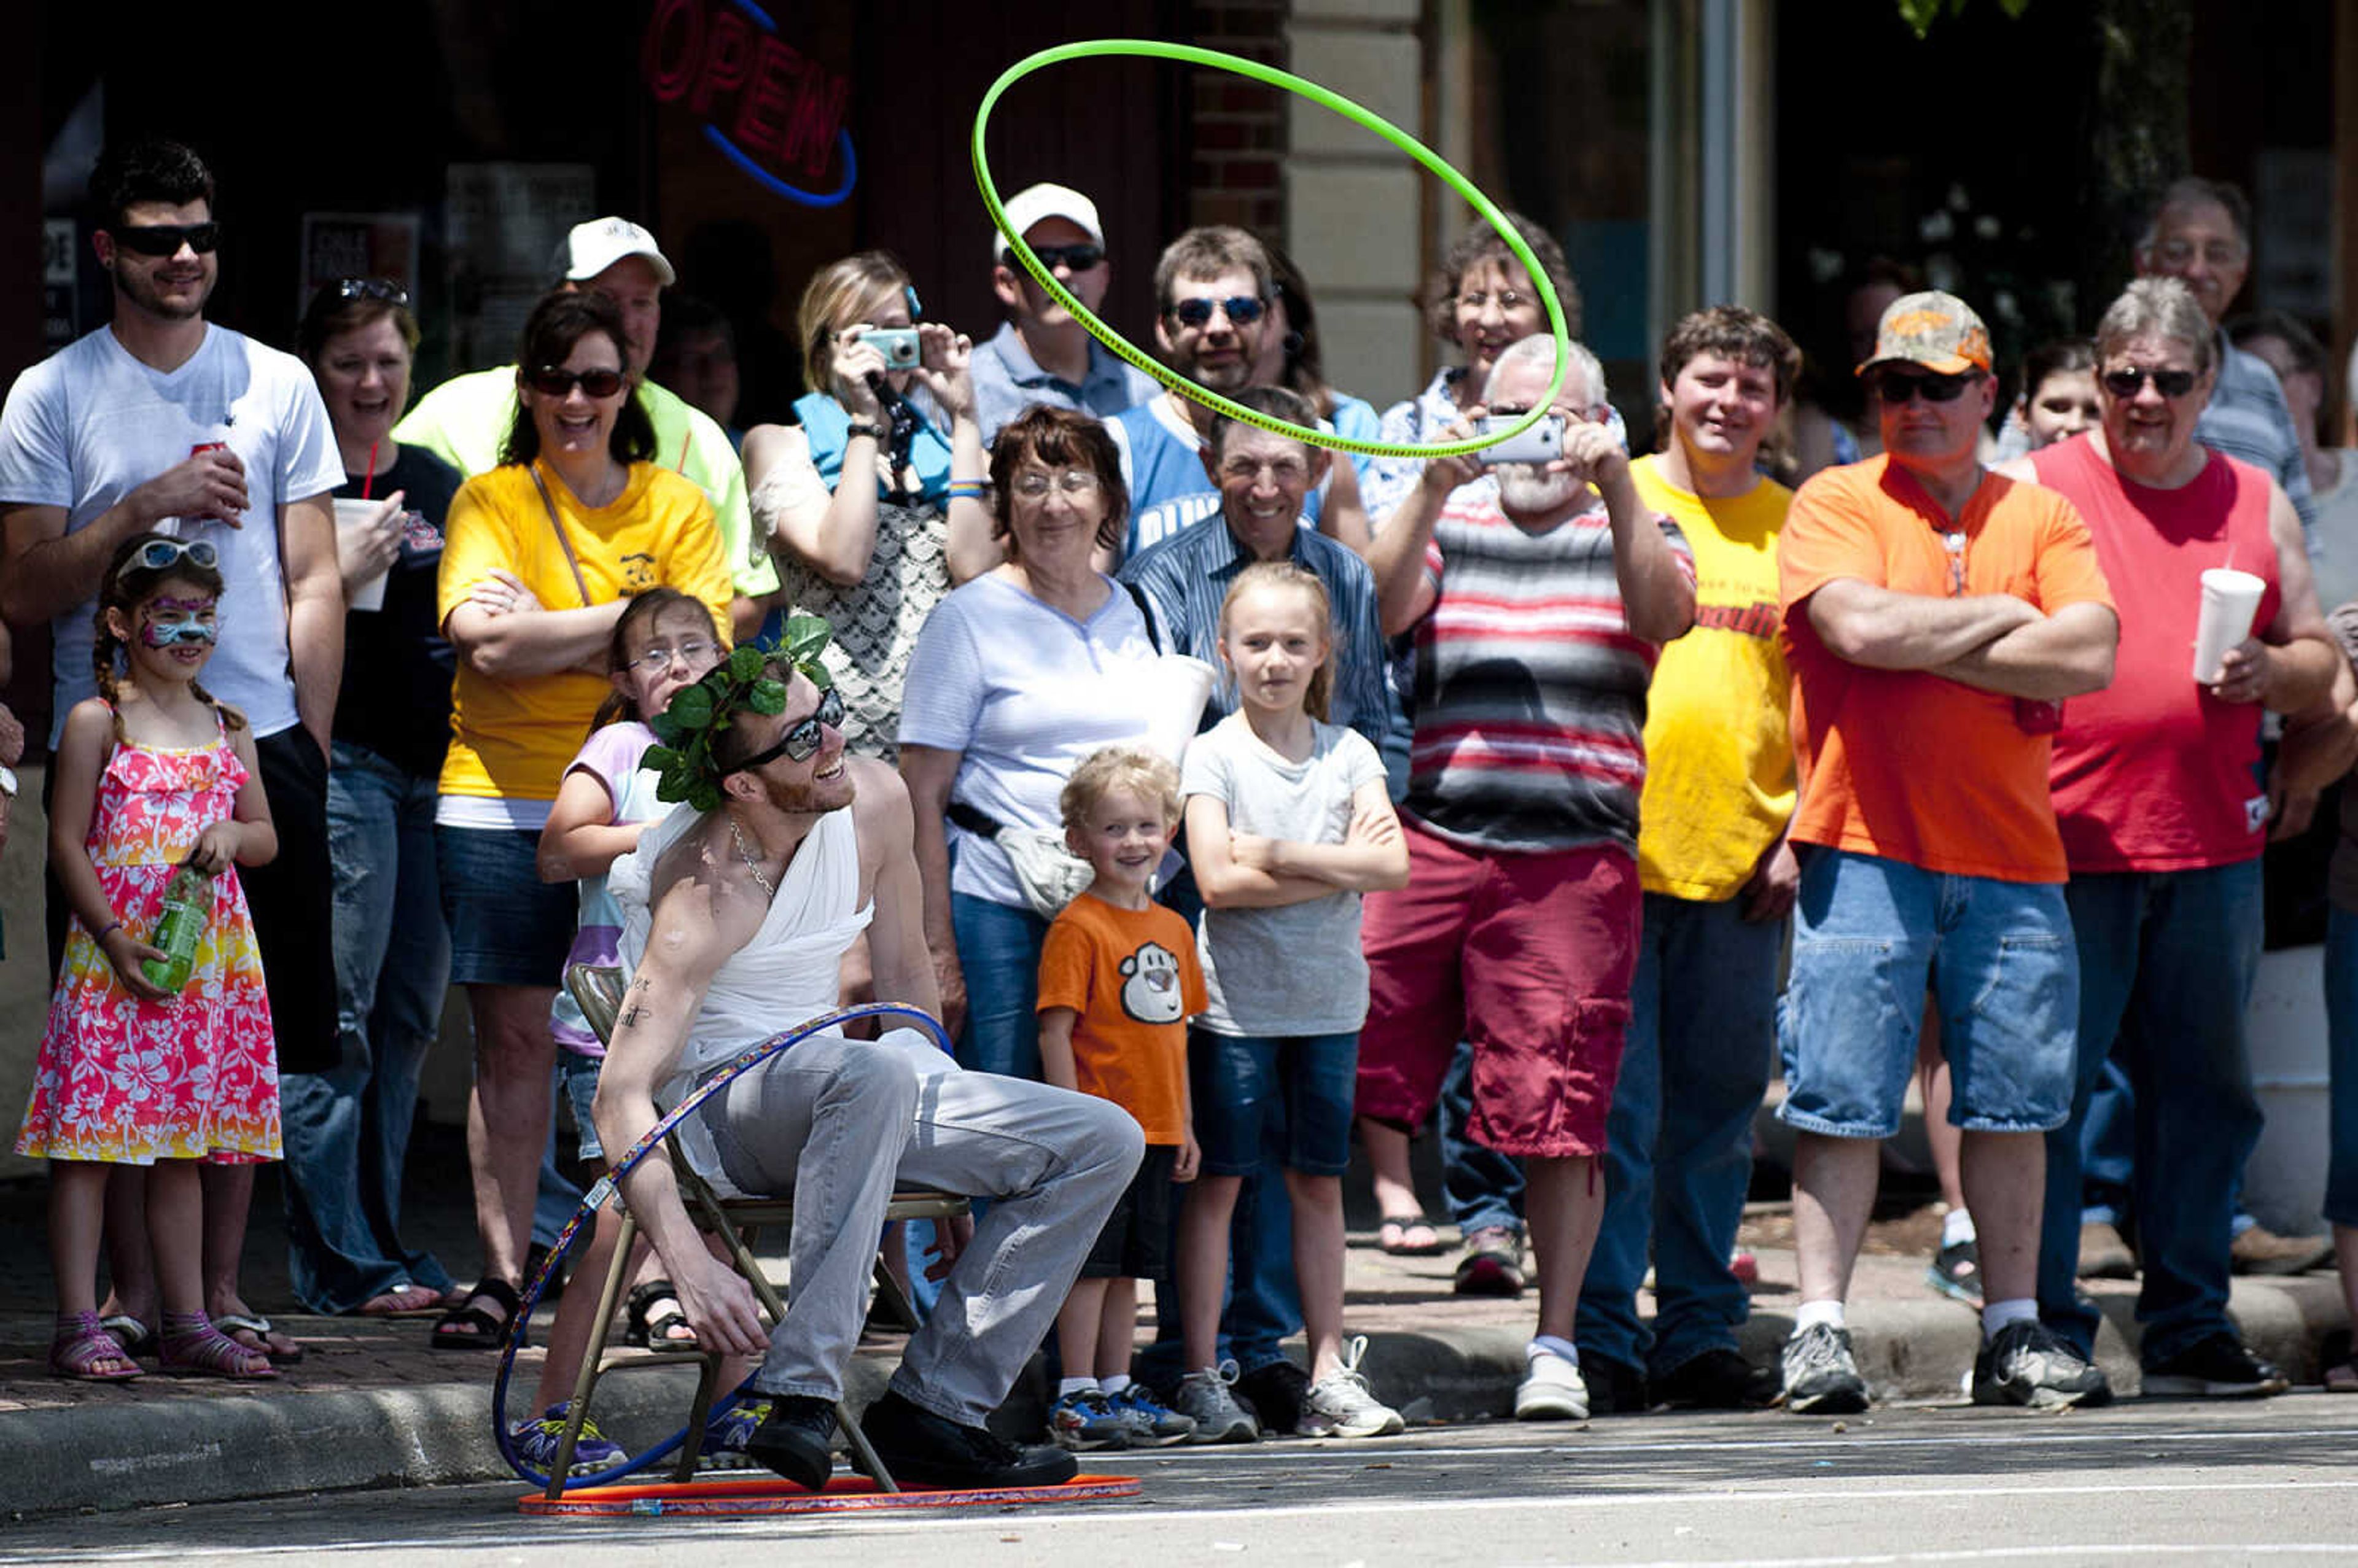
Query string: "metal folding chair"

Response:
xmin=545 ymin=963 xmax=970 ymax=1499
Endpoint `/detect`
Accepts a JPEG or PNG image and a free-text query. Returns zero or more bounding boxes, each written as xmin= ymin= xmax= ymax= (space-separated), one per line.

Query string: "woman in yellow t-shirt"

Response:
xmin=429 ymin=287 xmax=731 ymax=1349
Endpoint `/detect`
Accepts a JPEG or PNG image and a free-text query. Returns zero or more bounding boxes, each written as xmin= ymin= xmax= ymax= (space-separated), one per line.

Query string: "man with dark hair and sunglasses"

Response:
xmin=395 ymin=217 xmax=775 ymax=640
xmin=1772 ymin=290 xmax=2121 ymax=1416
xmin=0 ymin=135 xmax=348 ymax=1368
xmin=1104 ymin=227 xmax=1345 ymax=563
xmin=1988 ymin=275 xmax=2334 ymax=1399
xmin=2134 ymin=177 xmax=2317 ymax=545
xmin=970 ymin=183 xmax=1158 ymax=446
xmin=593 ymin=650 xmax=1140 ymax=1491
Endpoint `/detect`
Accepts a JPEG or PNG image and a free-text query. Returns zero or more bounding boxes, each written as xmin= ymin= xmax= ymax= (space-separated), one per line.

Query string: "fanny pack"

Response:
xmin=946 ymin=801 xmax=1094 ymax=921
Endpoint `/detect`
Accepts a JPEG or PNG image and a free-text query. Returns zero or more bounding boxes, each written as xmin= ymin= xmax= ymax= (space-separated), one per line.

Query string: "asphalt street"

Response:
xmin=4 ymin=1397 xmax=2354 ymax=1567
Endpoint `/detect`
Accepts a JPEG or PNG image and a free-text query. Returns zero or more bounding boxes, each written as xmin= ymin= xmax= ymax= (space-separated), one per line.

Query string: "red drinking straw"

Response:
xmin=362 ymin=441 xmax=380 ymax=500
xmin=677 ymin=430 xmax=691 ymax=472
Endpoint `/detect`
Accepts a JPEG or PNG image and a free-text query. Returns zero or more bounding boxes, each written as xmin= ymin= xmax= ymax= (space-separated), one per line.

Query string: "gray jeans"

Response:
xmin=702 ymin=1031 xmax=1143 ymax=1424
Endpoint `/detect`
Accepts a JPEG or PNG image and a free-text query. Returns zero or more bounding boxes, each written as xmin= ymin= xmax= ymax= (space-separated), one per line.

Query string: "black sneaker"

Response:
xmin=1579 ymin=1352 xmax=1649 ymax=1415
xmin=860 ymin=1389 xmax=1080 ymax=1489
xmin=1235 ymin=1359 xmax=1312 ymax=1436
xmin=2141 ymin=1335 xmax=2290 ymax=1399
xmin=1971 ymin=1321 xmax=2112 ymax=1410
xmin=742 ymin=1394 xmax=839 ymax=1491
xmin=1654 ymin=1346 xmax=1776 ymax=1410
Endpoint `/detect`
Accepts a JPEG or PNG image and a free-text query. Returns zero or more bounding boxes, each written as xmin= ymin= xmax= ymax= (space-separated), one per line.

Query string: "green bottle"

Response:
xmin=142 ymin=860 xmax=215 ymax=993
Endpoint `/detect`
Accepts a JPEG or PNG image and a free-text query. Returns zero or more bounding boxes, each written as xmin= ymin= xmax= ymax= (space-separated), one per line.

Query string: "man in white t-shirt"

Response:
xmin=0 ymin=138 xmax=347 ymax=1365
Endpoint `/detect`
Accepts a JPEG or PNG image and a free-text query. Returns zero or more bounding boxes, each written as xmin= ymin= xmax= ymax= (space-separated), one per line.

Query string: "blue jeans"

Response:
xmin=1191 ymin=1030 xmax=1360 ymax=1177
xmin=2324 ymin=906 xmax=2358 ymax=1227
xmin=2037 ymin=862 xmax=2263 ymax=1366
xmin=951 ymin=893 xmax=1050 ymax=1080
xmin=1778 ymin=848 xmax=2077 ymax=1139
xmin=284 ymin=742 xmax=455 ymax=1313
xmin=1579 ymin=891 xmax=1778 ymax=1376
xmin=1439 ymin=1039 xmax=1526 ymax=1236
xmin=2081 ymin=1049 xmax=2257 ymax=1237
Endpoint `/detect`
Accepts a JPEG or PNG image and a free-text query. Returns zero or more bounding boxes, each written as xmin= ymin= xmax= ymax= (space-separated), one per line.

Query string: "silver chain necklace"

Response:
xmin=726 ymin=812 xmax=776 ymax=898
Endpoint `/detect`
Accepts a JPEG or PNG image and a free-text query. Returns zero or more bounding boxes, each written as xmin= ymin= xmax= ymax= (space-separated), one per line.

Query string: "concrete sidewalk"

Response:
xmin=0 ymin=1183 xmax=2346 ymax=1518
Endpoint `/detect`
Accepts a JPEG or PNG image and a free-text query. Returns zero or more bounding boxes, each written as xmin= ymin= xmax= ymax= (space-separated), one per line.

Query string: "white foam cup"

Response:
xmin=332 ymin=498 xmax=394 ymax=611
xmin=2192 ymin=567 xmax=2266 ymax=684
xmin=1139 ymin=655 xmax=1220 ymax=764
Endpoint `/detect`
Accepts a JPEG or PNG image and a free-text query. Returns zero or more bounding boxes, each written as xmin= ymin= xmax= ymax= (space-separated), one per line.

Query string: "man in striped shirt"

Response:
xmin=2135 ymin=178 xmax=2318 ymax=543
xmin=1357 ymin=333 xmax=1696 ymax=1424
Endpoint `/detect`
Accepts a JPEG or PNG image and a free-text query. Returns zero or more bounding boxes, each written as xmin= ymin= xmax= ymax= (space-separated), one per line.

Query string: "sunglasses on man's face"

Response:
xmin=1005 ymin=243 xmax=1105 ymax=274
xmin=2101 ymin=367 xmax=2198 ymax=399
xmin=1167 ymin=295 xmax=1267 ymax=330
xmin=727 ymin=687 xmax=847 ymax=774
xmin=525 ymin=365 xmax=628 ymax=398
xmin=1875 ymin=370 xmax=1979 ymax=405
xmin=111 ymin=222 xmax=220 ymax=257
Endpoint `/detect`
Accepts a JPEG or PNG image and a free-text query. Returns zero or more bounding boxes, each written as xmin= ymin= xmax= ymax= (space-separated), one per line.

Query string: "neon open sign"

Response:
xmin=642 ymin=0 xmax=859 ymax=207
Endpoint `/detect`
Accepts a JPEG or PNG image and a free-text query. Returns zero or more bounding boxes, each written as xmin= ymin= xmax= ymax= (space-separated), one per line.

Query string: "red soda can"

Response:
xmin=186 ymin=443 xmax=230 ymax=523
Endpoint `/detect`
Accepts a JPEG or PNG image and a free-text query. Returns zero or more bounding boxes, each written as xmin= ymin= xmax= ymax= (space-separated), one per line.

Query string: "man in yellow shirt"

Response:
xmin=396 ymin=217 xmax=774 ymax=638
xmin=1574 ymin=307 xmax=1801 ymax=1413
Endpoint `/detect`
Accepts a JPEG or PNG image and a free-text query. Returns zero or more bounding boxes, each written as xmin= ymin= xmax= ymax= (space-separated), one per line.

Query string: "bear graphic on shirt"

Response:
xmin=1119 ymin=941 xmax=1186 ymax=1025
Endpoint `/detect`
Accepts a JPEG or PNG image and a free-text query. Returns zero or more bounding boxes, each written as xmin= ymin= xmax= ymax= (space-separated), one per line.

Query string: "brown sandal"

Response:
xmin=50 ymin=1311 xmax=143 ymax=1381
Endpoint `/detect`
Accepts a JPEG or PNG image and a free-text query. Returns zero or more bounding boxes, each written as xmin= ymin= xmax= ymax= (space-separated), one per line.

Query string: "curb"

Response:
xmin=1 ymin=1275 xmax=2345 ymax=1518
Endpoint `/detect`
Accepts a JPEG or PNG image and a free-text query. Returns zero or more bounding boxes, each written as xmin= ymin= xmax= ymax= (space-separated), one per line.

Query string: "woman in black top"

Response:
xmin=289 ymin=278 xmax=463 ymax=1317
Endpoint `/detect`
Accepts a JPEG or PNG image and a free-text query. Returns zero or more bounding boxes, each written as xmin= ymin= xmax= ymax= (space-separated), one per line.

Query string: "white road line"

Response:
xmin=11 ymin=1478 xmax=2357 ymax=1562
xmin=1506 ymin=1549 xmax=2358 ymax=1568
xmin=1118 ymin=1425 xmax=2358 ymax=1465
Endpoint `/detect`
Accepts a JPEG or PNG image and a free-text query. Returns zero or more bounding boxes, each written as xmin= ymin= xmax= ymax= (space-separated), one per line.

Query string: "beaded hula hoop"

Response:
xmin=971 ymin=39 xmax=1568 ymax=459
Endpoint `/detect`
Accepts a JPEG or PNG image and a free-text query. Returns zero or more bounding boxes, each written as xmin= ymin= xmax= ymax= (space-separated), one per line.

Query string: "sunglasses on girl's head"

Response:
xmin=524 ymin=365 xmax=628 ymax=398
xmin=1167 ymin=295 xmax=1267 ymax=329
xmin=2101 ymin=367 xmax=2198 ymax=399
xmin=726 ymin=688 xmax=846 ymax=774
xmin=1004 ymin=243 xmax=1107 ymax=274
xmin=332 ymin=277 xmax=410 ymax=307
xmin=110 ymin=222 xmax=220 ymax=257
xmin=1875 ymin=370 xmax=1978 ymax=405
xmin=115 ymin=537 xmax=220 ymax=586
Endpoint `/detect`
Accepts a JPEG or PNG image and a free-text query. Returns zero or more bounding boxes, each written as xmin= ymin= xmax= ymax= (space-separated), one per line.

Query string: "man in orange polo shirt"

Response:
xmin=1774 ymin=292 xmax=2120 ymax=1415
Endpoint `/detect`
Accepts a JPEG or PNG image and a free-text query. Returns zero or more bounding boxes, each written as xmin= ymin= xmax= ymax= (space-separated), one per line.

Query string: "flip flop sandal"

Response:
xmin=355 ymin=1282 xmax=446 ymax=1318
xmin=215 ymin=1311 xmax=305 ymax=1366
xmin=158 ymin=1313 xmax=278 ymax=1380
xmin=431 ymin=1278 xmax=524 ymax=1351
xmin=1377 ymin=1212 xmax=1447 ymax=1257
xmin=50 ymin=1312 xmax=144 ymax=1381
xmin=98 ymin=1313 xmax=158 ymax=1359
xmin=625 ymin=1279 xmax=701 ymax=1352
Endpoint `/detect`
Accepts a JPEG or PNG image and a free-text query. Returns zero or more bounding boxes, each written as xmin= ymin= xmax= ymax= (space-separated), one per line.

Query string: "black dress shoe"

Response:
xmin=861 ymin=1389 xmax=1078 ymax=1489
xmin=744 ymin=1395 xmax=838 ymax=1491
xmin=1579 ymin=1351 xmax=1650 ymax=1415
xmin=1654 ymin=1346 xmax=1777 ymax=1410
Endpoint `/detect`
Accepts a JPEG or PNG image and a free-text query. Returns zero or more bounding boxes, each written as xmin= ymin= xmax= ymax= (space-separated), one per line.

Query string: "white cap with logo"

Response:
xmin=992 ymin=183 xmax=1105 ymax=268
xmin=559 ymin=217 xmax=677 ymax=287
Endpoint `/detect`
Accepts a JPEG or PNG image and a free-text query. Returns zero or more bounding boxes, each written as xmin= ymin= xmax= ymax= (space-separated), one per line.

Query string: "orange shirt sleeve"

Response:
xmin=1778 ymin=467 xmax=1886 ymax=619
xmin=2028 ymin=489 xmax=2115 ymax=616
xmin=1178 ymin=926 xmax=1209 ymax=1019
xmin=1035 ymin=912 xmax=1095 ymax=1016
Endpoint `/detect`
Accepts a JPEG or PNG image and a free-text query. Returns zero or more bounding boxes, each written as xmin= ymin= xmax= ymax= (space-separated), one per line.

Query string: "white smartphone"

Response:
xmin=1475 ymin=413 xmax=1565 ymax=467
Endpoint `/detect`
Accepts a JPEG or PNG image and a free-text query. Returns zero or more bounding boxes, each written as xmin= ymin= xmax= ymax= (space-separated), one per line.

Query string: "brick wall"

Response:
xmin=1189 ymin=2 xmax=1290 ymax=233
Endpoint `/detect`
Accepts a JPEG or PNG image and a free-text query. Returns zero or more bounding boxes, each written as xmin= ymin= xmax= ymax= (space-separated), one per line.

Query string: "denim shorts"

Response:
xmin=1777 ymin=847 xmax=2077 ymax=1139
xmin=435 ymin=824 xmax=576 ymax=988
xmin=1081 ymin=1143 xmax=1178 ymax=1281
xmin=558 ymin=1049 xmax=605 ymax=1164
xmin=1191 ymin=1028 xmax=1360 ymax=1178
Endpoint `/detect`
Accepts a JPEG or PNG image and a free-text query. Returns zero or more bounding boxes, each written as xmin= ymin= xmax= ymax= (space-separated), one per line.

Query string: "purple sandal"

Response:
xmin=159 ymin=1311 xmax=278 ymax=1380
xmin=50 ymin=1311 xmax=143 ymax=1382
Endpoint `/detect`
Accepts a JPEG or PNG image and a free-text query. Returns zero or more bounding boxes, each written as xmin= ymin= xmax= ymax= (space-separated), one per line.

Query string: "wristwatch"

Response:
xmin=845 ymin=421 xmax=889 ymax=444
xmin=0 ymin=764 xmax=17 ymax=799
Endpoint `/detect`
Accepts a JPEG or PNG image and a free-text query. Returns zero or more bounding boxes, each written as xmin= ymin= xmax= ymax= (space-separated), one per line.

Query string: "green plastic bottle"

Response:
xmin=142 ymin=860 xmax=215 ymax=993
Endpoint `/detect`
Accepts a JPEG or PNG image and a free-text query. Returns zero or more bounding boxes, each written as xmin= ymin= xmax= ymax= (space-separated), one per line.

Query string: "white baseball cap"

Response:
xmin=992 ymin=183 xmax=1105 ymax=269
xmin=559 ymin=217 xmax=677 ymax=287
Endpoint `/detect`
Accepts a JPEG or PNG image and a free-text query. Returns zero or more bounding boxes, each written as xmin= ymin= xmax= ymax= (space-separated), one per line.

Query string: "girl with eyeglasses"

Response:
xmin=429 ymin=289 xmax=734 ymax=1352
xmin=739 ymin=251 xmax=995 ymax=765
xmin=19 ymin=534 xmax=280 ymax=1381
xmin=287 ymin=276 xmax=469 ymax=1322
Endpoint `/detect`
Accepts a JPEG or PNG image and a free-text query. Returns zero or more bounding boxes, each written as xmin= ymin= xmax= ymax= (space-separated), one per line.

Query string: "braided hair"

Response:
xmin=93 ymin=532 xmax=243 ymax=745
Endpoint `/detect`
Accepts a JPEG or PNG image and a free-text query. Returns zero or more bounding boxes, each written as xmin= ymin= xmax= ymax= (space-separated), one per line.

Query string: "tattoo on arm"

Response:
xmin=620 ymin=976 xmax=650 ymax=1029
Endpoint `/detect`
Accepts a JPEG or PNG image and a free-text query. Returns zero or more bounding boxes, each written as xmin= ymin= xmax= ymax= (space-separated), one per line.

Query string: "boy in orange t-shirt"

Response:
xmin=1037 ymin=747 xmax=1207 ymax=1451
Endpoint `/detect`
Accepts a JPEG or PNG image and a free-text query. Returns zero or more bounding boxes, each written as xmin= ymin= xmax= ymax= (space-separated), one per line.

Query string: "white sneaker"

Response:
xmin=1299 ymin=1336 xmax=1405 ymax=1439
xmin=1515 ymin=1340 xmax=1590 ymax=1421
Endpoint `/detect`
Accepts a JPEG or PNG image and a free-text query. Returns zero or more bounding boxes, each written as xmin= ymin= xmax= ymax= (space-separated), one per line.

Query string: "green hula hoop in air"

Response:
xmin=972 ymin=39 xmax=1568 ymax=460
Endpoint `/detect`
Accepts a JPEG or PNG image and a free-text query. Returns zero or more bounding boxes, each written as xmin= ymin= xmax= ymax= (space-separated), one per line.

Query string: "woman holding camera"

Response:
xmin=740 ymin=251 xmax=994 ymax=761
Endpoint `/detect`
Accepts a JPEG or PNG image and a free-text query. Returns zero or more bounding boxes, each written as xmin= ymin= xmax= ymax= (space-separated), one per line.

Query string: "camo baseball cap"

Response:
xmin=1856 ymin=290 xmax=1993 ymax=376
